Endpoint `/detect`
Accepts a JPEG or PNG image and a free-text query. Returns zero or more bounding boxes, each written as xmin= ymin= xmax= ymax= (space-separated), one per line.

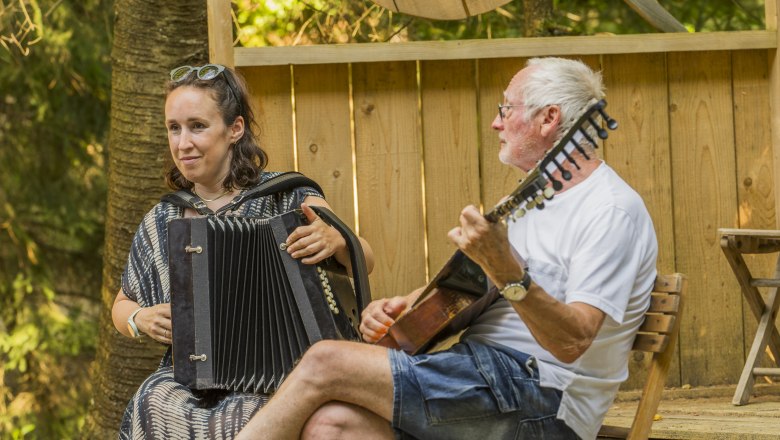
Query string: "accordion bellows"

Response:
xmin=169 ymin=210 xmax=364 ymax=394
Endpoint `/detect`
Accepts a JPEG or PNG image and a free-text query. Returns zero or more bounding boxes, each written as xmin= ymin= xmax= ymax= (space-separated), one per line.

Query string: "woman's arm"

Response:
xmin=285 ymin=196 xmax=375 ymax=274
xmin=112 ymin=289 xmax=172 ymax=344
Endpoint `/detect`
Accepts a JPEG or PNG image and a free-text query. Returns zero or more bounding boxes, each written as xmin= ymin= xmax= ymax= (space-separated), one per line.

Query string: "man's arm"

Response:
xmin=448 ymin=205 xmax=606 ymax=363
xmin=507 ymin=288 xmax=605 ymax=363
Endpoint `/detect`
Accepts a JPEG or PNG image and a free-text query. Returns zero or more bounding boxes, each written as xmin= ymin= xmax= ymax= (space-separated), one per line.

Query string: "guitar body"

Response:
xmin=376 ymin=286 xmax=496 ymax=354
xmin=376 ymin=251 xmax=495 ymax=354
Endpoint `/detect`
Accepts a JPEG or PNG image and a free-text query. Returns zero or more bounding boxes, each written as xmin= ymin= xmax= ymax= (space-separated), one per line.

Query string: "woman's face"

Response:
xmin=165 ymin=86 xmax=243 ymax=188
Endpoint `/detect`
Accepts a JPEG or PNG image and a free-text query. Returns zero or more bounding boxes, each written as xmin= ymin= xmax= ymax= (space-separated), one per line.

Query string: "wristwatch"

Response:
xmin=499 ymin=271 xmax=532 ymax=302
xmin=127 ymin=307 xmax=144 ymax=338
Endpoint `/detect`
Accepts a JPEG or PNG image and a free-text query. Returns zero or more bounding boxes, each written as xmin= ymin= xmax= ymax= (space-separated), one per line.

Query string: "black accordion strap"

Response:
xmin=309 ymin=205 xmax=371 ymax=315
xmin=160 ymin=172 xmax=324 ymax=215
xmin=222 ymin=172 xmax=324 ymax=214
xmin=161 ymin=190 xmax=212 ymax=215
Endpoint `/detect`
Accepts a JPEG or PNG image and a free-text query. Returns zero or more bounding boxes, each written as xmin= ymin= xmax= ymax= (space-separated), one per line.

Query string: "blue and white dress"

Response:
xmin=119 ymin=171 xmax=322 ymax=440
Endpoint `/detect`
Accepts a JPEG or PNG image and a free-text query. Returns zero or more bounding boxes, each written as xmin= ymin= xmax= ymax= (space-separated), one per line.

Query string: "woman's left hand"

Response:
xmin=285 ymin=203 xmax=347 ymax=264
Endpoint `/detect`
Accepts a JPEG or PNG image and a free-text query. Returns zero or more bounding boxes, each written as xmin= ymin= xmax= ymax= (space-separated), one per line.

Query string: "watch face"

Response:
xmin=502 ymin=285 xmax=527 ymax=302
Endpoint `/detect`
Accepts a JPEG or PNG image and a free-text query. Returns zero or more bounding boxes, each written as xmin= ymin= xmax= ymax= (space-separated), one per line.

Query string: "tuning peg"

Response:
xmin=598 ymin=108 xmax=618 ymax=130
xmin=543 ymin=187 xmax=555 ymax=199
xmin=561 ymin=149 xmax=580 ymax=170
xmin=551 ymin=158 xmax=572 ymax=181
xmin=577 ymin=129 xmax=596 ymax=157
xmin=543 ymin=170 xmax=563 ymax=191
xmin=588 ymin=116 xmax=609 ymax=139
xmin=513 ymin=208 xmax=526 ymax=219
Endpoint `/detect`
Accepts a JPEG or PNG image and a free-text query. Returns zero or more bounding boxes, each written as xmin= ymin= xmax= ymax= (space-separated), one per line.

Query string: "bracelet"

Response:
xmin=127 ymin=307 xmax=144 ymax=338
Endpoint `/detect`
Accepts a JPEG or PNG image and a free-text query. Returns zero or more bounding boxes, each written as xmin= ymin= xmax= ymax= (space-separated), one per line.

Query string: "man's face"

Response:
xmin=491 ymin=67 xmax=553 ymax=172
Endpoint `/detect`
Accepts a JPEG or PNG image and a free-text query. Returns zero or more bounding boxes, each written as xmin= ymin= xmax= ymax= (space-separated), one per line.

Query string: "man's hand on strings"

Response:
xmin=359 ymin=289 xmax=420 ymax=343
xmin=448 ymin=205 xmax=522 ymax=285
xmin=286 ymin=203 xmax=347 ymax=265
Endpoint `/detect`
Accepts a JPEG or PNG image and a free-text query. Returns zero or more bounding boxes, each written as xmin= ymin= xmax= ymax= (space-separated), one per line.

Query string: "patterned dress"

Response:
xmin=119 ymin=171 xmax=322 ymax=439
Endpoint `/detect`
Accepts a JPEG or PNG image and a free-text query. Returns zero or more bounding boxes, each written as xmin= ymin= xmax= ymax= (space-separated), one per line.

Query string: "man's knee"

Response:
xmin=297 ymin=340 xmax=353 ymax=384
xmin=297 ymin=339 xmax=352 ymax=375
xmin=300 ymin=402 xmax=353 ymax=440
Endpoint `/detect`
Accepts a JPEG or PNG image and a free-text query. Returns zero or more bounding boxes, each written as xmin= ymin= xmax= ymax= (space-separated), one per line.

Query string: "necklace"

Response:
xmin=193 ymin=188 xmax=230 ymax=202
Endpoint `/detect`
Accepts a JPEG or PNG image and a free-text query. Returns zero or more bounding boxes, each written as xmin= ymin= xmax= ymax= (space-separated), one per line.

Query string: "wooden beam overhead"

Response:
xmin=234 ymin=31 xmax=776 ymax=67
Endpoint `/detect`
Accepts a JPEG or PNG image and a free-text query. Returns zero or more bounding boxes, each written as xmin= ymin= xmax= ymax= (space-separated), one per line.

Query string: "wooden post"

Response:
xmin=768 ymin=0 xmax=778 ymax=31
xmin=769 ymin=1 xmax=780 ymax=230
xmin=207 ymin=0 xmax=234 ymax=67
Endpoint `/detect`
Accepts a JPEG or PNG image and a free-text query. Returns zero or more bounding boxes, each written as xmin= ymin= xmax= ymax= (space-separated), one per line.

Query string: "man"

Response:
xmin=236 ymin=57 xmax=658 ymax=440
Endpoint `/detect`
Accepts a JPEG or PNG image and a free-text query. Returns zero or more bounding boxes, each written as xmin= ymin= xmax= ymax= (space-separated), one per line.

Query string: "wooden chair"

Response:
xmin=598 ymin=272 xmax=687 ymax=440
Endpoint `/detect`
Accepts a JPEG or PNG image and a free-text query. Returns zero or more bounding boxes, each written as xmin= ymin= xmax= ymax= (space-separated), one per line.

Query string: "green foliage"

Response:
xmin=0 ymin=0 xmax=769 ymax=437
xmin=234 ymin=0 xmax=766 ymax=46
xmin=0 ymin=0 xmax=112 ymax=438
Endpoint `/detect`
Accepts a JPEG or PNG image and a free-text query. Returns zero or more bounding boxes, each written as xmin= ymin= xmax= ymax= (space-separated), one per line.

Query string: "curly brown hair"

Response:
xmin=164 ymin=64 xmax=268 ymax=191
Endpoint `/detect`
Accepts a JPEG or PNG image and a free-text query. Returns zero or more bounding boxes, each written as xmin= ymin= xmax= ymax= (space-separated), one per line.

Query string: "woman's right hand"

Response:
xmin=359 ymin=296 xmax=411 ymax=343
xmin=135 ymin=303 xmax=172 ymax=345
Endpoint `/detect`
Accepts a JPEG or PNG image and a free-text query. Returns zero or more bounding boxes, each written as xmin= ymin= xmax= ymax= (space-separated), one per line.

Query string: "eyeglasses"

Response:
xmin=497 ymin=103 xmax=522 ymax=121
xmin=170 ymin=64 xmax=226 ymax=82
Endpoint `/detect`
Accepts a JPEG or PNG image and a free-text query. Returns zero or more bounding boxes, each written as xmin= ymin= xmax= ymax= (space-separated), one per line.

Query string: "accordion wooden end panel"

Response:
xmin=169 ymin=211 xmax=362 ymax=394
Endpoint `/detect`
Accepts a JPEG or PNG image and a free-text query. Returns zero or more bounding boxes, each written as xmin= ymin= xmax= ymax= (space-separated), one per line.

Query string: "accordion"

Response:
xmin=168 ymin=207 xmax=370 ymax=394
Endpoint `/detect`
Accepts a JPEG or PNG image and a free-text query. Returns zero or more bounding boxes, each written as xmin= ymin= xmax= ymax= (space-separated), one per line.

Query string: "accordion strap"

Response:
xmin=160 ymin=172 xmax=324 ymax=215
xmin=309 ymin=205 xmax=371 ymax=315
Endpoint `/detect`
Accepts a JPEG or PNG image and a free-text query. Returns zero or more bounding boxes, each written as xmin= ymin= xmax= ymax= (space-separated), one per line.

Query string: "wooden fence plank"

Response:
xmin=293 ymin=64 xmax=354 ymax=227
xmin=732 ymin=49 xmax=777 ymax=371
xmin=421 ymin=59 xmax=482 ymax=274
xmin=476 ymin=58 xmax=526 ymax=208
xmin=240 ymin=66 xmax=295 ymax=172
xmin=352 ymin=61 xmax=427 ymax=298
xmin=669 ymin=51 xmax=743 ymax=386
xmin=602 ymin=52 xmax=679 ymax=389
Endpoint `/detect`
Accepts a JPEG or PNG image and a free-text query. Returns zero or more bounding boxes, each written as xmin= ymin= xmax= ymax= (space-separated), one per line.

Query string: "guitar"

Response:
xmin=376 ymin=99 xmax=618 ymax=354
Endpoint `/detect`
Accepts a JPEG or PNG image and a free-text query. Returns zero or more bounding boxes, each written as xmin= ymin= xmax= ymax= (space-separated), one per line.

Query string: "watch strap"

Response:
xmin=519 ymin=270 xmax=532 ymax=289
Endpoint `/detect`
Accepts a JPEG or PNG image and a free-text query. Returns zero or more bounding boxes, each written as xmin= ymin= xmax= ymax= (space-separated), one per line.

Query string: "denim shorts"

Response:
xmin=387 ymin=340 xmax=580 ymax=440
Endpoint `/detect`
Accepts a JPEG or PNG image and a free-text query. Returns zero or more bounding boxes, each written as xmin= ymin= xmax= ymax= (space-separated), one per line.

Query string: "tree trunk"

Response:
xmin=523 ymin=0 xmax=554 ymax=37
xmin=84 ymin=0 xmax=209 ymax=437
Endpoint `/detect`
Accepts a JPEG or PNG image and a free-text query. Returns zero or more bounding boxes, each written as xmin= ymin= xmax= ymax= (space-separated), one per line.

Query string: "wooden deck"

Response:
xmin=603 ymin=384 xmax=780 ymax=439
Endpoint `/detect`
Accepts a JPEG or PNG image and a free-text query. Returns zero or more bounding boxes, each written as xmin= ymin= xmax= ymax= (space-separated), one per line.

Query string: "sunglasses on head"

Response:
xmin=169 ymin=64 xmax=243 ymax=113
xmin=170 ymin=64 xmax=226 ymax=82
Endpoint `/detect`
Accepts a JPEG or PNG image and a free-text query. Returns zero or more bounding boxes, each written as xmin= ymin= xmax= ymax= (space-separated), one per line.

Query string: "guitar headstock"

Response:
xmin=486 ymin=99 xmax=618 ymax=223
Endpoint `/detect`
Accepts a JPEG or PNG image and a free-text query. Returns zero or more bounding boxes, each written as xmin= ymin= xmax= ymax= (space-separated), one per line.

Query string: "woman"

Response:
xmin=112 ymin=64 xmax=374 ymax=439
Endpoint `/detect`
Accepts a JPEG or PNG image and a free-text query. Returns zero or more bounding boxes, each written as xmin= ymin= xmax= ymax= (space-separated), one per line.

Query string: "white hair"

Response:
xmin=515 ymin=57 xmax=605 ymax=142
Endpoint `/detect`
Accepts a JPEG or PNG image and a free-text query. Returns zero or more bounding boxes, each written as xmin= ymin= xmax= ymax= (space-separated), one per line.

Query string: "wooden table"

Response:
xmin=719 ymin=229 xmax=780 ymax=405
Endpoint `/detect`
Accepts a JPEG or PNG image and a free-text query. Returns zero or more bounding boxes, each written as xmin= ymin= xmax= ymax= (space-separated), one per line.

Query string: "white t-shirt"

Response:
xmin=464 ymin=162 xmax=658 ymax=440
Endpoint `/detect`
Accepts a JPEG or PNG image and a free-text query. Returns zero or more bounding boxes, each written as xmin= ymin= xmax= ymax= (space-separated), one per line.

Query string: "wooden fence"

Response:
xmin=208 ymin=0 xmax=780 ymax=390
